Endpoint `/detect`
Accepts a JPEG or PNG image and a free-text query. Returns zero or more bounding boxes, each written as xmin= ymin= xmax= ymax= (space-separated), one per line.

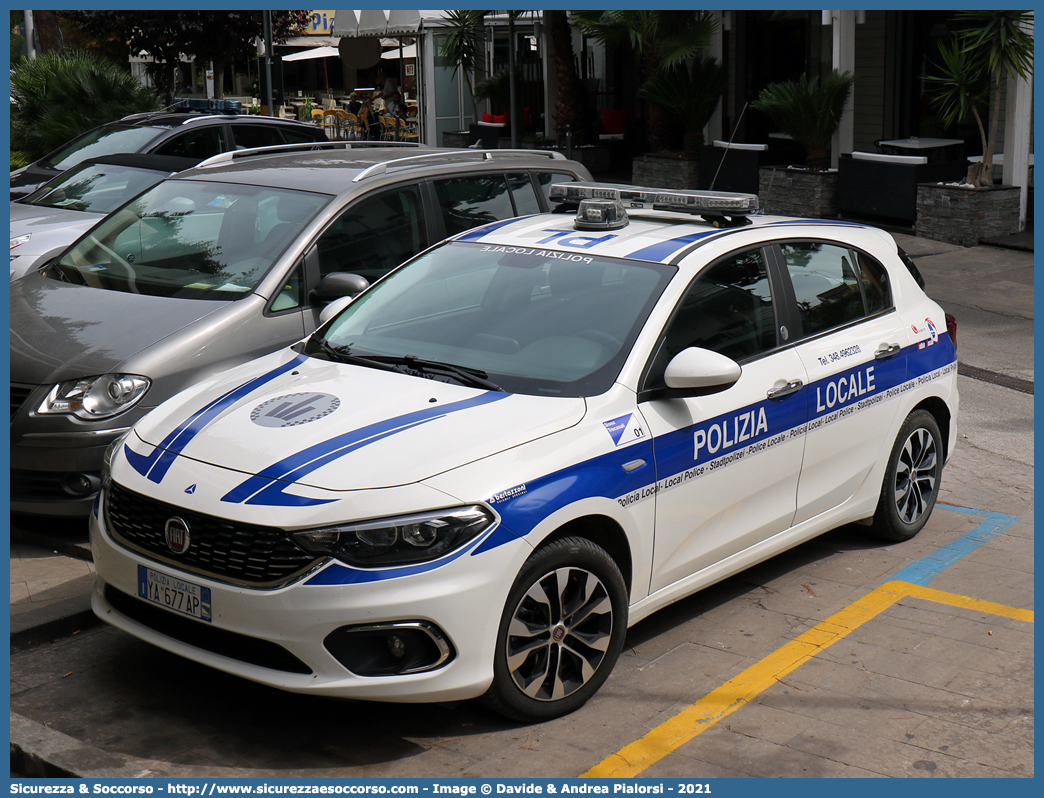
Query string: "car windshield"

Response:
xmin=20 ymin=162 xmax=168 ymax=215
xmin=39 ymin=125 xmax=165 ymax=171
xmin=311 ymin=241 xmax=675 ymax=396
xmin=51 ymin=179 xmax=330 ymax=300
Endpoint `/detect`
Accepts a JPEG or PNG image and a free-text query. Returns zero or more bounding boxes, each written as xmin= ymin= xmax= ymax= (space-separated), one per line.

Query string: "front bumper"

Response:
xmin=90 ymin=488 xmax=531 ymax=703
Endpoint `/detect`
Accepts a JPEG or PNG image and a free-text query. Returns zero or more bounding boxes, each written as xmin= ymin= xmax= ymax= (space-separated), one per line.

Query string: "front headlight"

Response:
xmin=293 ymin=506 xmax=497 ymax=567
xmin=10 ymin=233 xmax=31 ymax=250
xmin=38 ymin=374 xmax=151 ymax=420
xmin=101 ymin=429 xmax=132 ymax=488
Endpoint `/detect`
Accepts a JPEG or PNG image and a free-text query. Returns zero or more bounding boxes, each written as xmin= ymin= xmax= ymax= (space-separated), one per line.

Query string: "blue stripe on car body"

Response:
xmin=125 ymin=354 xmax=307 ymax=484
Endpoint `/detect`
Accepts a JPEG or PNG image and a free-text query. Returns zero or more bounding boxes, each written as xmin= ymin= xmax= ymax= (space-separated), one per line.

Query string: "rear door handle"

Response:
xmin=767 ymin=379 xmax=803 ymax=400
xmin=874 ymin=343 xmax=902 ymax=360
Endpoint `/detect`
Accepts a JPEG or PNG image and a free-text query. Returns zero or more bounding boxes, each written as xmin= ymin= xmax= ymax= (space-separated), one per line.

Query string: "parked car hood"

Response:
xmin=131 ymin=349 xmax=586 ymax=492
xmin=10 ymin=272 xmax=230 ymax=385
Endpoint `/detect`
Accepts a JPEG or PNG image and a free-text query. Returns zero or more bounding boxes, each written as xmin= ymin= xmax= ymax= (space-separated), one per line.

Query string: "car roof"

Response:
xmin=116 ymin=112 xmax=314 ymax=130
xmin=173 ymin=144 xmax=587 ymax=195
xmin=76 ymin=152 xmax=202 ymax=173
xmin=454 ymin=206 xmax=897 ymax=266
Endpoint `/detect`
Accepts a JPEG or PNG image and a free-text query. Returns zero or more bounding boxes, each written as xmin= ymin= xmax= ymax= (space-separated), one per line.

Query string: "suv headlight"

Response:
xmin=38 ymin=374 xmax=151 ymax=420
xmin=293 ymin=506 xmax=497 ymax=567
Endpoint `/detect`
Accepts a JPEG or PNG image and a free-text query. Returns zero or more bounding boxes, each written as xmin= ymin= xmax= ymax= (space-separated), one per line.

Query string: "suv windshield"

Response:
xmin=39 ymin=125 xmax=165 ymax=171
xmin=52 ymin=179 xmax=330 ymax=300
xmin=311 ymin=241 xmax=675 ymax=396
xmin=21 ymin=162 xmax=167 ymax=215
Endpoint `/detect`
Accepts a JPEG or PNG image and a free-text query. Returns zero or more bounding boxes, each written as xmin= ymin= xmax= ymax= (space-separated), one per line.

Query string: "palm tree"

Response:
xmin=546 ymin=10 xmax=588 ymax=146
xmin=10 ymin=50 xmax=159 ymax=160
xmin=926 ymin=10 xmax=1034 ymax=187
xmin=438 ymin=9 xmax=486 ymax=124
xmin=637 ymin=55 xmax=727 ymax=159
xmin=575 ymin=10 xmax=718 ymax=152
xmin=750 ymin=71 xmax=855 ymax=170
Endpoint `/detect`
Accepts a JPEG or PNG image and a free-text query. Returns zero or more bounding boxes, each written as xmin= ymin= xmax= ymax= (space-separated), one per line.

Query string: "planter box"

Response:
xmin=915 ymin=184 xmax=1021 ymax=247
xmin=838 ymin=156 xmax=966 ymax=224
xmin=758 ymin=166 xmax=838 ymax=218
xmin=441 ymin=130 xmax=470 ymax=149
xmin=631 ymin=154 xmax=699 ymax=189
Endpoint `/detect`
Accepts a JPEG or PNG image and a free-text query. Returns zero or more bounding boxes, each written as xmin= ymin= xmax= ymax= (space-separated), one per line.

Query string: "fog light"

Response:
xmin=324 ymin=621 xmax=453 ymax=676
xmin=62 ymin=473 xmax=101 ymax=497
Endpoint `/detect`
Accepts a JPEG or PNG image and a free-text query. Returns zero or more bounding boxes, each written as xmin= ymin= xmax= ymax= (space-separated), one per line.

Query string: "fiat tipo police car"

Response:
xmin=91 ymin=183 xmax=958 ymax=721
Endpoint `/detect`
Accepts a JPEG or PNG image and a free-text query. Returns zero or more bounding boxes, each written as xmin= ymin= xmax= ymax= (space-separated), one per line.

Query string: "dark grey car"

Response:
xmin=9 ymin=112 xmax=326 ymax=200
xmin=10 ymin=143 xmax=592 ymax=517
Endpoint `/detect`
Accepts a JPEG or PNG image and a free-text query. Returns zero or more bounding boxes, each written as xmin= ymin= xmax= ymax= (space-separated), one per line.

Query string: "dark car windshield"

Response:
xmin=52 ymin=179 xmax=330 ymax=300
xmin=311 ymin=241 xmax=676 ymax=397
xmin=20 ymin=161 xmax=168 ymax=215
xmin=38 ymin=125 xmax=165 ymax=171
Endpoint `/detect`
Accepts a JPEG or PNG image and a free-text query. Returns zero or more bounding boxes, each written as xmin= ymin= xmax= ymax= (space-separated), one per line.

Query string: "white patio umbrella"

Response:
xmin=281 ymin=46 xmax=340 ymax=62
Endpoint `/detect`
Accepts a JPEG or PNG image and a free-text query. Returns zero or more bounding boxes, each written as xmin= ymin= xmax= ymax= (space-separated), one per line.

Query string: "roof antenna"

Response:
xmin=708 ymin=101 xmax=749 ymax=191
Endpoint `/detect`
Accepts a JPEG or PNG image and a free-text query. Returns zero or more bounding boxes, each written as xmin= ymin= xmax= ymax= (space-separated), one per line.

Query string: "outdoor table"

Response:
xmin=878 ymin=137 xmax=963 ymax=161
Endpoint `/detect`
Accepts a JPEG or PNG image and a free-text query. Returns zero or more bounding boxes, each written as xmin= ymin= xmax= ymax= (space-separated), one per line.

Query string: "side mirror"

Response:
xmin=664 ymin=347 xmax=741 ymax=393
xmin=318 ymin=295 xmax=355 ymax=325
xmin=311 ymin=272 xmax=369 ymax=304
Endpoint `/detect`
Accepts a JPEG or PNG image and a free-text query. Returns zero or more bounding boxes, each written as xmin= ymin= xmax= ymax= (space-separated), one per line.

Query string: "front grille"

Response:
xmin=106 ymin=483 xmax=321 ymax=587
xmin=11 ymin=383 xmax=33 ymax=422
xmin=104 ymin=584 xmax=313 ymax=674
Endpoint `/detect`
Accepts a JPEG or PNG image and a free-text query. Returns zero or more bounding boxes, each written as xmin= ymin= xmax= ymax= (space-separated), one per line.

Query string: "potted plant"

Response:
xmin=630 ymin=54 xmax=726 ymax=188
xmin=915 ymin=10 xmax=1033 ymax=246
xmin=750 ymin=70 xmax=855 ymax=217
xmin=438 ymin=9 xmax=485 ymax=147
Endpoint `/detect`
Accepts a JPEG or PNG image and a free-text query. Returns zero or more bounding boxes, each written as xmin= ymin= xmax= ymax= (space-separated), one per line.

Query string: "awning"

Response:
xmin=281 ymin=46 xmax=340 ymax=62
xmin=332 ymin=9 xmax=422 ymax=38
xmin=381 ymin=44 xmax=417 ymax=60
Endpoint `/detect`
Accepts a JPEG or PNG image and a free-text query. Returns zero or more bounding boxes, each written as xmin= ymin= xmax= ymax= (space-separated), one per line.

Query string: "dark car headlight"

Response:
xmin=38 ymin=374 xmax=150 ymax=420
xmin=292 ymin=506 xmax=497 ymax=567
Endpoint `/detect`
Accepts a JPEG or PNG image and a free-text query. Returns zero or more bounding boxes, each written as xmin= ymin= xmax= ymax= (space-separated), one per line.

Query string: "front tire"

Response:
xmin=868 ymin=409 xmax=943 ymax=541
xmin=483 ymin=536 xmax=627 ymax=722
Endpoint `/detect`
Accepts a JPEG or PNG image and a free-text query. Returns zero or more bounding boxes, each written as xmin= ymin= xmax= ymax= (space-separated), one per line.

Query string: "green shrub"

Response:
xmin=10 ymin=50 xmax=160 ymax=161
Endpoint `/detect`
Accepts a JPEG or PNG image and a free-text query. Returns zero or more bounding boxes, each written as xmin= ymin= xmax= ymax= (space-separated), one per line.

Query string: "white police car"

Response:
xmin=90 ymin=183 xmax=958 ymax=721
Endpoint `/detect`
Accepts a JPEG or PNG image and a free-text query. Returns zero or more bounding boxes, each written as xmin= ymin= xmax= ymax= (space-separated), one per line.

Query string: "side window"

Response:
xmin=232 ymin=125 xmax=285 ymax=150
xmin=507 ymin=173 xmax=542 ymax=216
xmin=433 ymin=174 xmax=514 ymax=236
xmin=270 ymin=262 xmax=304 ymax=312
xmin=152 ymin=127 xmax=226 ymax=159
xmin=315 ymin=185 xmax=426 ymax=283
xmin=282 ymin=128 xmax=318 ymax=144
xmin=780 ymin=242 xmax=865 ymax=336
xmin=654 ymin=248 xmax=776 ymax=378
xmin=857 ymin=251 xmax=892 ymax=314
xmin=537 ymin=171 xmax=581 ymax=205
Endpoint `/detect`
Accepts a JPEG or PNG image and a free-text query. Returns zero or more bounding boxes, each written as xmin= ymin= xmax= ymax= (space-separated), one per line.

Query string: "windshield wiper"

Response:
xmin=308 ymin=336 xmax=504 ymax=391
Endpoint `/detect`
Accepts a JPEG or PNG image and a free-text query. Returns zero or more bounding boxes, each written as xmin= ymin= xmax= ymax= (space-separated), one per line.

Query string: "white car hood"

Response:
xmin=131 ymin=350 xmax=586 ymax=492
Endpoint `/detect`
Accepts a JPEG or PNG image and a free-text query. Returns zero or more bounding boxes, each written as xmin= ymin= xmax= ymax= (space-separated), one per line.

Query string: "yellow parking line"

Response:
xmin=582 ymin=580 xmax=1033 ymax=778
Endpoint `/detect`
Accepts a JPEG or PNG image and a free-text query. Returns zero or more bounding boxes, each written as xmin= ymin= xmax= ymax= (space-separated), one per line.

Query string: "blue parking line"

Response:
xmin=885 ymin=504 xmax=1020 ymax=587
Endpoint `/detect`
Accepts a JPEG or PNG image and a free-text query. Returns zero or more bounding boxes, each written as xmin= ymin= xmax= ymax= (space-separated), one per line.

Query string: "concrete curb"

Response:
xmin=11 ymin=526 xmax=93 ymax=562
xmin=10 ymin=712 xmax=159 ymax=778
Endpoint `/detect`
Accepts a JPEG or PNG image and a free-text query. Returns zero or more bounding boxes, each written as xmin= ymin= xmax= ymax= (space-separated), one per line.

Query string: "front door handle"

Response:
xmin=874 ymin=343 xmax=902 ymax=360
xmin=767 ymin=379 xmax=803 ymax=400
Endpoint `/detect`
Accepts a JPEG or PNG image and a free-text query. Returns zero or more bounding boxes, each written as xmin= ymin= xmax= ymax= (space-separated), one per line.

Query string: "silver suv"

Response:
xmin=10 ymin=143 xmax=592 ymax=517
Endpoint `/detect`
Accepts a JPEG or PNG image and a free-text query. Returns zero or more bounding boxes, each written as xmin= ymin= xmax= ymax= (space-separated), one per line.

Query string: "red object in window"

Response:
xmin=493 ymin=114 xmax=507 ymax=124
xmin=482 ymin=112 xmax=494 ymax=123
xmin=601 ymin=109 xmax=629 ymax=135
xmin=524 ymin=106 xmax=531 ymax=126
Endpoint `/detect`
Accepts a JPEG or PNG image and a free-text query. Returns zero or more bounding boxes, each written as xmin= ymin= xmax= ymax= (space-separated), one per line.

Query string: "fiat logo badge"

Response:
xmin=552 ymin=626 xmax=566 ymax=642
xmin=164 ymin=517 xmax=191 ymax=555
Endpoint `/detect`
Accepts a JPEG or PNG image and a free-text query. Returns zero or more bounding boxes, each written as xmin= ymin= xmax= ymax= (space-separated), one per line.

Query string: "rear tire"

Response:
xmin=868 ymin=409 xmax=943 ymax=542
xmin=482 ymin=536 xmax=627 ymax=722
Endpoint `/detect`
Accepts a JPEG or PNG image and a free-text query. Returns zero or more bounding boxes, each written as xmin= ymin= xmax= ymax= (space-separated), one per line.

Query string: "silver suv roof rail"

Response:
xmin=352 ymin=148 xmax=567 ymax=182
xmin=194 ymin=140 xmax=422 ymax=168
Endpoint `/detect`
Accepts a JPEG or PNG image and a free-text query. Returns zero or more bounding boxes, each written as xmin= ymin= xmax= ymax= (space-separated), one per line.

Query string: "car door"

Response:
xmin=638 ymin=245 xmax=808 ymax=593
xmin=771 ymin=239 xmax=906 ymax=524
